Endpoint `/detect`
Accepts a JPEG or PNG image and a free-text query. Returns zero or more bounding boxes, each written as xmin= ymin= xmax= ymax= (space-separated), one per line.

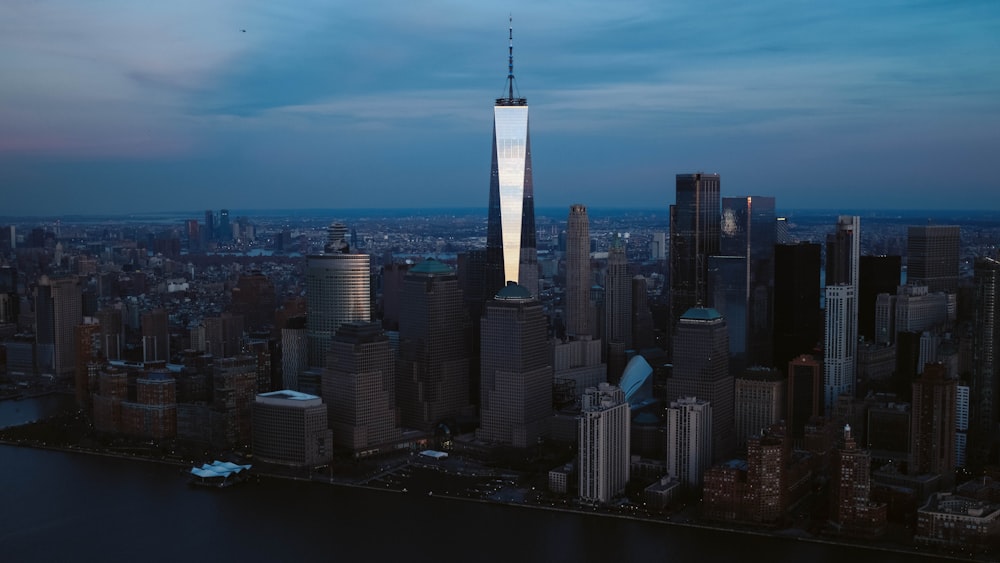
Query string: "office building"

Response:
xmin=970 ymin=257 xmax=1000 ymax=467
xmin=212 ymin=356 xmax=258 ymax=448
xmin=773 ymin=242 xmax=822 ymax=368
xmin=34 ymin=275 xmax=82 ymax=378
xmin=121 ymin=370 xmax=177 ymax=441
xmin=486 ymin=22 xmax=537 ymax=297
xmin=669 ymin=173 xmax=721 ymax=341
xmin=665 ymin=396 xmax=712 ymax=488
xmin=824 ymin=216 xmax=860 ymax=413
xmin=231 ymin=271 xmax=277 ymax=332
xmin=668 ymin=307 xmax=733 ymax=462
xmin=74 ymin=317 xmax=102 ymax=410
xmin=204 ymin=312 xmax=244 ymax=359
xmin=324 ymin=322 xmax=401 ymax=453
xmin=281 ymin=315 xmax=307 ymax=391
xmin=252 ymin=390 xmax=333 ymax=468
xmin=565 ymin=204 xmax=592 ymax=338
xmin=605 ymin=235 xmax=632 ymax=380
xmin=578 ymin=383 xmax=631 ymax=505
xmin=306 ymin=223 xmax=371 ymax=368
xmin=734 ymin=367 xmax=785 ymax=451
xmin=717 ymin=195 xmax=776 ymax=367
xmin=911 ymin=363 xmax=956 ymax=483
xmin=830 ymin=424 xmax=887 ymax=537
xmin=141 ymin=308 xmax=169 ymax=363
xmin=478 ymin=283 xmax=552 ymax=448
xmin=787 ymin=354 xmax=822 ymax=442
xmin=396 ymin=259 xmax=470 ymax=432
xmin=908 ymin=225 xmax=960 ymax=293
xmin=859 ymin=255 xmax=901 ymax=343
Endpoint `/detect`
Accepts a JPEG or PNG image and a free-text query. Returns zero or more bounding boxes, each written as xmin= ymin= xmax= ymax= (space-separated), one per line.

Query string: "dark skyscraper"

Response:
xmin=907 ymin=225 xmax=960 ymax=293
xmin=773 ymin=242 xmax=822 ymax=368
xmin=669 ymin=173 xmax=720 ymax=351
xmin=204 ymin=210 xmax=215 ymax=243
xmin=715 ymin=195 xmax=776 ymax=368
xmin=396 ymin=259 xmax=470 ymax=432
xmin=971 ymin=257 xmax=1000 ymax=467
xmin=486 ymin=21 xmax=537 ymax=298
xmin=218 ymin=209 xmax=231 ymax=242
xmin=858 ymin=255 xmax=901 ymax=343
xmin=566 ymin=204 xmax=592 ymax=338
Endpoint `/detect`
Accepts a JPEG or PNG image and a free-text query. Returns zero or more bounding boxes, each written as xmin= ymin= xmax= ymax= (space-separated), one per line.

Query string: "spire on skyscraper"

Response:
xmin=499 ymin=16 xmax=525 ymax=106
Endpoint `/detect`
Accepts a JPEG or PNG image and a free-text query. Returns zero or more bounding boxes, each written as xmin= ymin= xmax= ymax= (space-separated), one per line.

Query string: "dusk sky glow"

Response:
xmin=2 ymin=0 xmax=999 ymax=216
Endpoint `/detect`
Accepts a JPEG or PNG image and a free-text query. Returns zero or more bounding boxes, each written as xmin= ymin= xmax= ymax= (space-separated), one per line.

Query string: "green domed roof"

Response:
xmin=496 ymin=282 xmax=532 ymax=300
xmin=680 ymin=307 xmax=722 ymax=321
xmin=410 ymin=258 xmax=453 ymax=275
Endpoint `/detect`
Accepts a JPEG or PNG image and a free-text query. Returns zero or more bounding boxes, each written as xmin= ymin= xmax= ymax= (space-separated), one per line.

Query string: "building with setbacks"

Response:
xmin=252 ymin=390 xmax=332 ymax=467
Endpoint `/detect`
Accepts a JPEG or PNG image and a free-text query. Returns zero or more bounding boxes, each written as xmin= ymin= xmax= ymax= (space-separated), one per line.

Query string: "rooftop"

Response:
xmin=680 ymin=307 xmax=723 ymax=321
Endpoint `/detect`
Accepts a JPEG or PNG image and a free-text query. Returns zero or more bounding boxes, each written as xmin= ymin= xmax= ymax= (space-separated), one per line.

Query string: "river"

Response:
xmin=0 ymin=398 xmax=953 ymax=562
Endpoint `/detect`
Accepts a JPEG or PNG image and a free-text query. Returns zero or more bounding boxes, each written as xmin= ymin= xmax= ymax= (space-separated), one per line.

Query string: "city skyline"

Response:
xmin=2 ymin=1 xmax=999 ymax=216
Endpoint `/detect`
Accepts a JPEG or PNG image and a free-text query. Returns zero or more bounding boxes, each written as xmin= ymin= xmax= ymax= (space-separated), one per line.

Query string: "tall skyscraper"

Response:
xmin=824 ymin=216 xmax=860 ymax=413
xmin=858 ymin=255 xmax=901 ymax=343
xmin=970 ymin=257 xmax=1000 ymax=467
xmin=734 ymin=367 xmax=785 ymax=451
xmin=306 ymin=223 xmax=370 ymax=368
xmin=218 ymin=209 xmax=231 ymax=242
xmin=910 ymin=363 xmax=956 ymax=483
xmin=907 ymin=225 xmax=960 ymax=293
xmin=34 ymin=275 xmax=82 ymax=378
xmin=667 ymin=307 xmax=733 ymax=462
xmin=669 ymin=172 xmax=721 ymax=342
xmin=578 ymin=383 xmax=631 ymax=505
xmin=717 ymin=195 xmax=776 ymax=367
xmin=396 ymin=258 xmax=470 ymax=432
xmin=566 ymin=204 xmax=592 ymax=338
xmin=204 ymin=210 xmax=215 ymax=243
xmin=486 ymin=20 xmax=537 ymax=297
xmin=477 ymin=282 xmax=552 ymax=448
xmin=830 ymin=424 xmax=887 ymax=537
xmin=605 ymin=235 xmax=632 ymax=381
xmin=773 ymin=243 xmax=822 ymax=368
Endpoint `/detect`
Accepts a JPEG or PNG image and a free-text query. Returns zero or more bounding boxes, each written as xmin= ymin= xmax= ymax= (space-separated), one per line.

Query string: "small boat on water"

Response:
xmin=189 ymin=460 xmax=252 ymax=488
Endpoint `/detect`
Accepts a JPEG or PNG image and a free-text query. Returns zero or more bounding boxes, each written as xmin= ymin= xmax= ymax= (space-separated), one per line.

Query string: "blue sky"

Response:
xmin=1 ymin=0 xmax=999 ymax=216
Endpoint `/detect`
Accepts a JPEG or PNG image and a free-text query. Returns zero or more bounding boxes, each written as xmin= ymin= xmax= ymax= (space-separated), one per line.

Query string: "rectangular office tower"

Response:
xmin=713 ymin=195 xmax=776 ymax=368
xmin=773 ymin=243 xmax=822 ymax=368
xmin=971 ymin=257 xmax=1000 ymax=467
xmin=578 ymin=383 xmax=631 ymax=505
xmin=486 ymin=22 xmax=537 ymax=297
xmin=252 ymin=390 xmax=332 ymax=468
xmin=669 ymin=173 xmax=721 ymax=342
xmin=908 ymin=225 xmax=960 ymax=293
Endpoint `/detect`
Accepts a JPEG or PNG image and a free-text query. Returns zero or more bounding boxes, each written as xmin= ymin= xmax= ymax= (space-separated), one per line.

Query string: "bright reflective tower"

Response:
xmin=487 ymin=18 xmax=537 ymax=296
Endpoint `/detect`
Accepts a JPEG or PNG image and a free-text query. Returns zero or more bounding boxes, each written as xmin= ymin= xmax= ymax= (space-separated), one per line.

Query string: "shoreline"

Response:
xmin=1 ymin=439 xmax=984 ymax=562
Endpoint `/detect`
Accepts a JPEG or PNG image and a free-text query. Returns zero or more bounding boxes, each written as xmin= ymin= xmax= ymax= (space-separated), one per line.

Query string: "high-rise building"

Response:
xmin=204 ymin=210 xmax=215 ymax=243
xmin=605 ymin=235 xmax=632 ymax=380
xmin=323 ymin=322 xmax=401 ymax=453
xmin=669 ymin=173 xmax=721 ymax=344
xmin=252 ymin=390 xmax=333 ymax=468
xmin=204 ymin=312 xmax=244 ymax=359
xmin=486 ymin=21 xmax=537 ymax=297
xmin=787 ymin=354 xmax=822 ymax=442
xmin=734 ymin=367 xmax=785 ymax=451
xmin=566 ymin=204 xmax=592 ymax=338
xmin=773 ymin=243 xmax=822 ymax=368
xmin=908 ymin=225 xmax=960 ymax=294
xmin=911 ymin=363 xmax=956 ymax=484
xmin=74 ymin=317 xmax=102 ymax=410
xmin=231 ymin=271 xmax=276 ymax=332
xmin=34 ymin=275 xmax=82 ymax=378
xmin=859 ymin=255 xmax=901 ymax=343
xmin=970 ymin=257 xmax=1000 ymax=467
xmin=717 ymin=195 xmax=776 ymax=367
xmin=141 ymin=308 xmax=169 ymax=363
xmin=306 ymin=223 xmax=370 ymax=368
xmin=212 ymin=356 xmax=258 ymax=448
xmin=667 ymin=307 xmax=733 ymax=462
xmin=665 ymin=396 xmax=712 ymax=488
xmin=218 ymin=209 xmax=231 ymax=242
xmin=824 ymin=216 xmax=860 ymax=413
xmin=477 ymin=282 xmax=552 ymax=448
xmin=631 ymin=276 xmax=656 ymax=350
xmin=121 ymin=370 xmax=177 ymax=441
xmin=830 ymin=424 xmax=887 ymax=537
xmin=578 ymin=383 xmax=631 ymax=505
xmin=281 ymin=315 xmax=307 ymax=391
xmin=396 ymin=258 xmax=470 ymax=432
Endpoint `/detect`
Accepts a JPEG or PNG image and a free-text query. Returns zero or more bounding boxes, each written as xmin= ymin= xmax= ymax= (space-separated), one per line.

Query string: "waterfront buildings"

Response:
xmin=486 ymin=22 xmax=537 ymax=296
xmin=477 ymin=283 xmax=552 ymax=448
xmin=578 ymin=383 xmax=630 ymax=505
xmin=324 ymin=322 xmax=401 ymax=454
xmin=665 ymin=396 xmax=712 ymax=488
xmin=915 ymin=493 xmax=1000 ymax=551
xmin=121 ymin=370 xmax=177 ymax=440
xmin=252 ymin=390 xmax=333 ymax=467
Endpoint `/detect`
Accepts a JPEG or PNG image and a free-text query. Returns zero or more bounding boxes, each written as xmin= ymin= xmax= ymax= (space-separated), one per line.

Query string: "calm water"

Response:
xmin=0 ymin=400 xmax=948 ymax=563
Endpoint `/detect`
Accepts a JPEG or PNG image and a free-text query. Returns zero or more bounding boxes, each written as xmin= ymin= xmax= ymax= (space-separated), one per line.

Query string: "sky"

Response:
xmin=1 ymin=0 xmax=999 ymax=216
